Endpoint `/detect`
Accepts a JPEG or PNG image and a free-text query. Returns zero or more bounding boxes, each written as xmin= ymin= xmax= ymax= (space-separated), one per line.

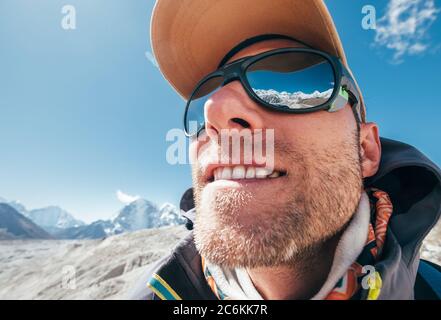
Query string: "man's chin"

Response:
xmin=193 ymin=192 xmax=298 ymax=268
xmin=193 ymin=220 xmax=298 ymax=269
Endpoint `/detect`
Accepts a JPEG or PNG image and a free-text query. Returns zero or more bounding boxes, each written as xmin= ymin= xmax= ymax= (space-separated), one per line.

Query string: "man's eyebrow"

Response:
xmin=217 ymin=34 xmax=310 ymax=68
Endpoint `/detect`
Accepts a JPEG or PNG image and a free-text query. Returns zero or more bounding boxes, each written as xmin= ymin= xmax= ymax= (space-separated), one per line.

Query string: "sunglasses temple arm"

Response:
xmin=340 ymin=68 xmax=363 ymax=123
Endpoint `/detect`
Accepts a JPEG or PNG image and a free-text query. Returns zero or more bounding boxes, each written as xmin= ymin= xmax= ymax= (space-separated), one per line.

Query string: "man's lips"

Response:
xmin=204 ymin=164 xmax=287 ymax=183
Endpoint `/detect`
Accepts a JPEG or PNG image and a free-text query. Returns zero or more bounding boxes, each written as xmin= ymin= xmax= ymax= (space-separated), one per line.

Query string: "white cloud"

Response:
xmin=116 ymin=190 xmax=140 ymax=205
xmin=145 ymin=51 xmax=159 ymax=68
xmin=374 ymin=0 xmax=439 ymax=63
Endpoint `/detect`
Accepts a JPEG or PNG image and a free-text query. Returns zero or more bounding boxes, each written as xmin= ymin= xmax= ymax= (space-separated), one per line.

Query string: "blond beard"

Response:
xmin=192 ymin=133 xmax=363 ymax=269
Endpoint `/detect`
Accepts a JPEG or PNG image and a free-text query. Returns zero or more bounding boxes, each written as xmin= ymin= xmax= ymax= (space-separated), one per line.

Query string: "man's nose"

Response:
xmin=204 ymin=81 xmax=265 ymax=138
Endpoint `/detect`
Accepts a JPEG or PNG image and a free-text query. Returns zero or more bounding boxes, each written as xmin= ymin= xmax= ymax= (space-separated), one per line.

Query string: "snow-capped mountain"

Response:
xmin=28 ymin=206 xmax=85 ymax=230
xmin=112 ymin=199 xmax=186 ymax=233
xmin=254 ymin=88 xmax=333 ymax=109
xmin=159 ymin=203 xmax=187 ymax=227
xmin=113 ymin=198 xmax=159 ymax=233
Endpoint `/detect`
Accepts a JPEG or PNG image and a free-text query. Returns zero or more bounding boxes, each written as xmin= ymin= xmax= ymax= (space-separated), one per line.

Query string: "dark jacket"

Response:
xmin=128 ymin=138 xmax=441 ymax=300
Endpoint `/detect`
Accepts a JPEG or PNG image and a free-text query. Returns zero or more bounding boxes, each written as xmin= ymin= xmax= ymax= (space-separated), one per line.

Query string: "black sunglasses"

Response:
xmin=184 ymin=47 xmax=362 ymax=137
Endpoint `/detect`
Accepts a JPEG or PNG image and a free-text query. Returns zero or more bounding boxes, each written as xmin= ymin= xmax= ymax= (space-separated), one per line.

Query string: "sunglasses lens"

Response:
xmin=185 ymin=76 xmax=223 ymax=136
xmin=246 ymin=52 xmax=335 ymax=110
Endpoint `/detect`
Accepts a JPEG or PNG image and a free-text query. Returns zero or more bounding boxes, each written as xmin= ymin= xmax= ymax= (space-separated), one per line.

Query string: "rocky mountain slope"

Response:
xmin=0 ymin=203 xmax=52 ymax=240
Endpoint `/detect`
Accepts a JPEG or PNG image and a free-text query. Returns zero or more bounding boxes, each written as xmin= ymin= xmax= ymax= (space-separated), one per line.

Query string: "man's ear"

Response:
xmin=360 ymin=122 xmax=381 ymax=178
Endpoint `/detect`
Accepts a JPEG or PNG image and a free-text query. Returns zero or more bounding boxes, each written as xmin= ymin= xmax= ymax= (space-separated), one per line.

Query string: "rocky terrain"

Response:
xmin=0 ymin=226 xmax=189 ymax=300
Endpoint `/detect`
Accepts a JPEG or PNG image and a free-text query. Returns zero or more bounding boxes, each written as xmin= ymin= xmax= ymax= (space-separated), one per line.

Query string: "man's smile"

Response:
xmin=204 ymin=164 xmax=287 ymax=183
xmin=213 ymin=165 xmax=286 ymax=181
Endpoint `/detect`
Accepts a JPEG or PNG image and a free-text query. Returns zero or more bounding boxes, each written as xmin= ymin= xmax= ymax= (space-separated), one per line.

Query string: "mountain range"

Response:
xmin=254 ymin=88 xmax=333 ymax=109
xmin=0 ymin=196 xmax=186 ymax=240
xmin=53 ymin=199 xmax=186 ymax=239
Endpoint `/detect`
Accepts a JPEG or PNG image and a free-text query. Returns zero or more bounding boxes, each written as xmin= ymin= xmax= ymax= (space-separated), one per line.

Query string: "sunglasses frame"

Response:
xmin=184 ymin=47 xmax=361 ymax=137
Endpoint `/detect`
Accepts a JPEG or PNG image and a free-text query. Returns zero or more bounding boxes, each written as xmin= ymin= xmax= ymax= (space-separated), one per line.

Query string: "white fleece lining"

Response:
xmin=205 ymin=261 xmax=263 ymax=300
xmin=205 ymin=192 xmax=371 ymax=300
xmin=311 ymin=192 xmax=370 ymax=299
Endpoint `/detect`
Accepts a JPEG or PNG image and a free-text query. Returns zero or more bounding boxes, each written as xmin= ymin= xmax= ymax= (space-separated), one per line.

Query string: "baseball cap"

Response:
xmin=150 ymin=0 xmax=366 ymax=121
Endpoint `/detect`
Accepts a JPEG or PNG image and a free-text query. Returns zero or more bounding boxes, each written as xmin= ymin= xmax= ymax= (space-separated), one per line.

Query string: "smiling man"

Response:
xmin=130 ymin=0 xmax=441 ymax=300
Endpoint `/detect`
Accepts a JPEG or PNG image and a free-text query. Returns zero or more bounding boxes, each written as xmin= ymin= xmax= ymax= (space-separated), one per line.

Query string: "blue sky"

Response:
xmin=0 ymin=0 xmax=440 ymax=223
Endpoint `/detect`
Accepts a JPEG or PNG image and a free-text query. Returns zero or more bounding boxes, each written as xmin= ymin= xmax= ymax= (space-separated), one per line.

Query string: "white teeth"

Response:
xmin=232 ymin=166 xmax=246 ymax=179
xmin=213 ymin=166 xmax=282 ymax=181
xmin=221 ymin=167 xmax=232 ymax=180
xmin=245 ymin=167 xmax=255 ymax=179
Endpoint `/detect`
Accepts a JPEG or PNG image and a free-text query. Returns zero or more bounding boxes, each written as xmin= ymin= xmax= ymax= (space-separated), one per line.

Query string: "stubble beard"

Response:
xmin=192 ymin=132 xmax=363 ymax=269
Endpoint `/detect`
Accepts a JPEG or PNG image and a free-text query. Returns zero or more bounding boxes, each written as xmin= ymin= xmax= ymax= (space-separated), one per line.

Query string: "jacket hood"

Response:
xmin=366 ymin=138 xmax=441 ymax=261
xmin=363 ymin=138 xmax=441 ymax=299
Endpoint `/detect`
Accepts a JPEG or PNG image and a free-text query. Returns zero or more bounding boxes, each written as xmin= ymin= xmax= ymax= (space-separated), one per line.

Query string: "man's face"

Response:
xmin=190 ymin=39 xmax=364 ymax=268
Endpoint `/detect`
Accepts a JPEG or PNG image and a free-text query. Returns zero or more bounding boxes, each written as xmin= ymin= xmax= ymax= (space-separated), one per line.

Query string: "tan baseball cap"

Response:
xmin=150 ymin=0 xmax=366 ymax=121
